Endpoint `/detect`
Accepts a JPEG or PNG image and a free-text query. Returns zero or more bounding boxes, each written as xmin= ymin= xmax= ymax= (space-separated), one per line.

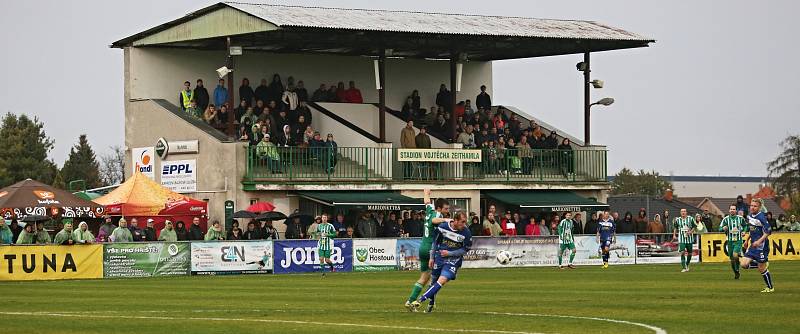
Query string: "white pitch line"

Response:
xmin=0 ymin=311 xmax=543 ymax=334
xmin=475 ymin=311 xmax=667 ymax=334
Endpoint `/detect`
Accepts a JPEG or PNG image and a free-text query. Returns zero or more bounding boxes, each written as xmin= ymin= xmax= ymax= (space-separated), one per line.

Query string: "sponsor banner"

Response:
xmin=635 ymin=234 xmax=699 ymax=264
xmin=132 ymin=147 xmax=155 ymax=179
xmin=462 ymin=235 xmax=635 ymax=268
xmin=273 ymin=239 xmax=352 ymax=274
xmin=0 ymin=245 xmax=103 ymax=281
xmin=353 ymin=239 xmax=397 ymax=272
xmin=396 ymin=238 xmax=422 ymax=271
xmin=103 ymin=242 xmax=190 ymax=278
xmin=701 ymin=232 xmax=800 ymax=262
xmin=160 ymin=159 xmax=197 ymax=193
xmin=397 ymin=149 xmax=482 ymax=162
xmin=191 ymin=241 xmax=273 ymax=275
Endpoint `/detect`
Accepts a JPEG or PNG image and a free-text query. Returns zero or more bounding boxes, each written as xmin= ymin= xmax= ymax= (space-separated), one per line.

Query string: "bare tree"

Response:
xmin=99 ymin=145 xmax=125 ymax=186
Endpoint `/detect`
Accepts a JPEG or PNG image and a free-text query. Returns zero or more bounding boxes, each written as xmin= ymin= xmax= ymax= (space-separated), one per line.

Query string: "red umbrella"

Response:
xmin=246 ymin=201 xmax=275 ymax=213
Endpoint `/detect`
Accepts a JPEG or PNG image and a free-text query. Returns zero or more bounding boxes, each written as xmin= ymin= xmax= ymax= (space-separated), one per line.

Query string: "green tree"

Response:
xmin=611 ymin=168 xmax=673 ymax=196
xmin=767 ymin=135 xmax=800 ymax=210
xmin=0 ymin=113 xmax=57 ymax=187
xmin=52 ymin=170 xmax=66 ymax=189
xmin=60 ymin=134 xmax=103 ymax=189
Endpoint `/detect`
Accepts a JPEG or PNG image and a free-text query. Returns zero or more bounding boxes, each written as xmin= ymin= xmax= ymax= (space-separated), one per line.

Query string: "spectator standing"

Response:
xmin=663 ymin=210 xmax=672 ymax=234
xmin=8 ymin=219 xmax=21 ymax=245
xmin=456 ymin=125 xmax=476 ymax=148
xmin=324 ymin=134 xmax=338 ymax=173
xmin=228 ymin=228 xmax=242 ymax=240
xmin=144 ymin=219 xmax=157 ymax=241
xmin=254 ymin=78 xmax=269 ymax=106
xmin=404 ymin=211 xmax=423 ymax=237
xmin=277 ymin=124 xmax=295 ymax=147
xmin=240 ymin=78 xmax=255 ymax=107
xmin=311 ymin=84 xmax=328 ymax=102
xmin=476 ymin=85 xmax=491 ymax=111
xmin=512 ymin=213 xmax=526 ymax=235
xmin=634 ymin=209 xmax=649 ymax=234
xmin=572 ymin=213 xmax=583 ymax=235
xmin=175 ymin=221 xmax=189 ymax=241
xmin=296 ymin=81 xmax=309 ymax=103
xmin=213 ymin=79 xmax=228 ymax=108
xmin=694 ymin=214 xmax=708 ymax=234
xmin=178 ymin=81 xmax=194 ymax=111
xmin=482 ymin=212 xmax=502 ymax=236
xmin=111 ymin=218 xmax=133 ymax=242
xmin=72 ymin=221 xmax=95 ymax=244
xmin=53 ymin=222 xmax=75 ymax=245
xmin=129 ymin=218 xmax=145 ymax=241
xmin=331 ymin=213 xmax=347 ymax=238
xmin=617 ymin=212 xmax=634 ymax=234
xmin=244 ymin=222 xmax=259 ymax=240
xmin=189 ymin=217 xmax=205 ymax=240
xmin=584 ymin=212 xmax=599 ymax=235
xmin=158 ymin=221 xmax=178 ymax=242
xmin=262 ymin=220 xmax=279 ymax=239
xmin=415 ymin=127 xmax=432 ymax=149
xmin=285 ymin=217 xmax=305 ymax=239
xmin=308 ymin=216 xmax=321 ymax=240
xmin=525 ymin=217 xmax=539 ymax=235
xmin=789 ymin=215 xmax=800 ymax=231
xmin=469 ymin=216 xmax=484 ymax=236
xmin=344 ymin=81 xmax=363 ymax=103
xmin=267 ymin=74 xmax=285 ymax=105
xmin=537 ymin=218 xmax=551 ymax=236
xmin=500 ymin=211 xmax=517 ymax=236
xmin=194 ymin=79 xmax=209 ymax=111
xmin=401 ymin=120 xmax=417 ymax=179
xmin=356 ymin=212 xmax=378 ymax=238
xmin=435 ymin=84 xmax=452 ymax=112
xmin=282 ymin=84 xmax=299 ymax=112
xmin=99 ymin=215 xmax=115 ymax=239
xmin=383 ymin=212 xmax=402 ymax=238
xmin=647 ymin=214 xmax=665 ymax=240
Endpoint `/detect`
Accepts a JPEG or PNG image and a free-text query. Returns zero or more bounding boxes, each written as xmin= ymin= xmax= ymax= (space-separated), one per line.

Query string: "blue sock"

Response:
xmin=419 ymin=282 xmax=442 ymax=302
xmin=602 ymin=252 xmax=609 ymax=263
xmin=762 ymin=270 xmax=773 ymax=289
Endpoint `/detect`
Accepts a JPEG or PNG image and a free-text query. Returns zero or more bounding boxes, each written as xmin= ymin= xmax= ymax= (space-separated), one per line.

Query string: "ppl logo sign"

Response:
xmin=162 ymin=163 xmax=193 ymax=175
xmin=273 ymin=240 xmax=353 ymax=274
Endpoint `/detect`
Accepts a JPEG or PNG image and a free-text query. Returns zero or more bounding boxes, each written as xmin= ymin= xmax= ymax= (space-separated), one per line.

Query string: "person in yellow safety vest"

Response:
xmin=179 ymin=81 xmax=194 ymax=111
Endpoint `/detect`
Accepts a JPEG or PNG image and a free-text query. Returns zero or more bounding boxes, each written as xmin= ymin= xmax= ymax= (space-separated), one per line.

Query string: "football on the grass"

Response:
xmin=496 ymin=250 xmax=512 ymax=265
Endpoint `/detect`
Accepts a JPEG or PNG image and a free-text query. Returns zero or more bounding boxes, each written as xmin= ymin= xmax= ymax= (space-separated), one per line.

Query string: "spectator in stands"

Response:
xmin=178 ymin=81 xmax=194 ymax=111
xmin=240 ymin=106 xmax=257 ymax=126
xmin=482 ymin=212 xmax=502 ymax=236
xmin=324 ymin=83 xmax=336 ymax=102
xmin=401 ymin=97 xmax=416 ymax=121
xmin=463 ymin=99 xmax=475 ymax=118
xmin=240 ymin=78 xmax=254 ymax=106
xmin=174 ymin=221 xmax=188 ymax=241
xmin=204 ymin=220 xmax=225 ymax=240
xmin=456 ymin=125 xmax=476 ymax=148
xmin=544 ymin=131 xmax=558 ymax=149
xmin=436 ymin=84 xmax=452 ymax=112
xmin=185 ymin=99 xmax=201 ymax=119
xmin=735 ymin=195 xmax=748 ymax=215
xmin=345 ymin=226 xmax=355 ymax=238
xmin=98 ymin=215 xmax=115 ymax=239
xmin=476 ymin=85 xmax=491 ymax=110
xmin=193 ymin=79 xmax=209 ymax=111
xmin=226 ymin=220 xmax=242 ymax=240
xmin=492 ymin=112 xmax=505 ymax=130
xmin=356 ymin=212 xmax=378 ymax=238
xmin=53 ymin=222 xmax=75 ymax=245
xmin=234 ymin=99 xmax=248 ymax=121
xmin=432 ymin=113 xmax=447 ymax=134
xmin=254 ymin=78 xmax=269 ymax=105
xmin=16 ymin=223 xmax=35 ymax=244
xmin=468 ymin=216 xmax=483 ymax=236
xmin=282 ymin=83 xmax=299 ymax=111
xmin=695 ymin=214 xmax=708 ymax=234
xmin=634 ymin=209 xmax=648 ymax=234
xmin=268 ymin=74 xmax=285 ymax=104
xmin=311 ymin=84 xmax=328 ymax=102
xmin=383 ymin=212 xmax=402 ymax=237
xmin=189 ymin=217 xmax=204 ymax=240
xmin=157 ymin=221 xmax=177 ymax=242
xmin=422 ymin=105 xmax=437 ymax=128
xmin=307 ymin=216 xmax=321 ymax=239
xmin=584 ymin=212 xmax=599 ymax=235
xmin=276 ymin=124 xmax=295 ymax=147
xmin=296 ymin=80 xmax=309 ymax=103
xmin=128 ymin=218 xmax=145 ymax=241
xmin=789 ymin=215 xmax=800 ymax=231
xmin=404 ymin=211 xmax=423 ymax=237
xmin=612 ymin=212 xmax=620 ymax=222
xmin=144 ymin=219 xmax=157 ymax=241
xmin=524 ymin=217 xmax=539 ymax=235
xmin=111 ymin=218 xmax=133 ymax=242
xmin=415 ymin=127 xmax=432 ymax=149
xmin=323 ymin=133 xmax=338 ymax=173
xmin=334 ymin=82 xmax=347 ymax=102
xmin=203 ymin=105 xmax=217 ymax=124
xmin=216 ymin=104 xmax=231 ymax=125
xmin=401 ymin=120 xmax=417 ymax=179
xmin=285 ymin=217 xmax=305 ymax=239
xmin=647 ymin=214 xmax=665 ymax=237
xmin=8 ymin=219 xmax=20 ymax=245
xmin=330 ymin=213 xmax=346 ymax=238
xmin=256 ymin=134 xmax=280 ymax=173
xmin=618 ymin=212 xmax=634 ymax=234
xmin=213 ymin=79 xmax=228 ymax=108
xmin=69 ymin=221 xmax=93 ymax=244
xmin=572 ymin=213 xmax=583 ymax=235
xmin=558 ymin=138 xmax=574 ymax=176
xmin=517 ymin=135 xmax=532 ymax=174
xmin=244 ymin=221 xmax=259 ymax=240
xmin=344 ymin=81 xmax=363 ymax=103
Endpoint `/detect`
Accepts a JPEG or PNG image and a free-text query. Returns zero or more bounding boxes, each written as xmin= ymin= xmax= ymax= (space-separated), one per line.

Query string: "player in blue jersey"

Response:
xmin=596 ymin=211 xmax=616 ymax=268
xmin=740 ymin=199 xmax=774 ymax=293
xmin=410 ymin=211 xmax=472 ymax=313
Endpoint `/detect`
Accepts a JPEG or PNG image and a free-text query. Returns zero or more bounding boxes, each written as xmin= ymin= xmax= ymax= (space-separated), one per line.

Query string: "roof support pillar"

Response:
xmin=378 ymin=50 xmax=386 ymax=142
xmin=583 ymin=51 xmax=591 ymax=145
xmin=226 ymin=37 xmax=236 ymax=138
xmin=449 ymin=55 xmax=458 ymax=141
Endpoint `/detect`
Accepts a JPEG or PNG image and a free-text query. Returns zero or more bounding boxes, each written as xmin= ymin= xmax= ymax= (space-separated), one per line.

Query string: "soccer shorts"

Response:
xmin=318 ymin=249 xmax=332 ymax=259
xmin=431 ymin=256 xmax=460 ymax=281
xmin=600 ymin=239 xmax=612 ymax=249
xmin=745 ymin=247 xmax=769 ymax=263
xmin=560 ymin=243 xmax=576 ymax=252
xmin=678 ymin=243 xmax=693 ymax=253
xmin=726 ymin=241 xmax=743 ymax=258
xmin=419 ymin=244 xmax=431 ymax=272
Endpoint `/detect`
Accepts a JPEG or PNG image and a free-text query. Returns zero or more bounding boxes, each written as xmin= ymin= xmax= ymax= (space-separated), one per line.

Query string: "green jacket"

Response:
xmin=16 ymin=230 xmax=36 ymax=244
xmin=111 ymin=227 xmax=133 ymax=242
xmin=0 ymin=223 xmax=13 ymax=244
xmin=34 ymin=230 xmax=51 ymax=244
xmin=256 ymin=140 xmax=280 ymax=160
xmin=72 ymin=228 xmax=95 ymax=244
xmin=205 ymin=227 xmax=225 ymax=241
xmin=53 ymin=229 xmax=75 ymax=245
xmin=159 ymin=228 xmax=178 ymax=242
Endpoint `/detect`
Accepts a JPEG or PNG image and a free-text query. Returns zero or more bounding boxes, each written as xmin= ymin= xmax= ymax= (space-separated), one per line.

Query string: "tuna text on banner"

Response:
xmin=0 ymin=245 xmax=103 ymax=281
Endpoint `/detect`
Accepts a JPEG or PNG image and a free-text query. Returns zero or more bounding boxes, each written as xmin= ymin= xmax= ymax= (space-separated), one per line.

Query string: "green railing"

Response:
xmin=245 ymin=146 xmax=607 ymax=183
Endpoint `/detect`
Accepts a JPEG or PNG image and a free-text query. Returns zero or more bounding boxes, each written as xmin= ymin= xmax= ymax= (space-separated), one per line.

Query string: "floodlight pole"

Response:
xmin=378 ymin=50 xmax=386 ymax=142
xmin=583 ymin=51 xmax=591 ymax=145
xmin=449 ymin=55 xmax=458 ymax=141
xmin=226 ymin=37 xmax=236 ymax=138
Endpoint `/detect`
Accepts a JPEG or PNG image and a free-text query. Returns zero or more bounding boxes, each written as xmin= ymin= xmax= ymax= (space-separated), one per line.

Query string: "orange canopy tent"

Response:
xmin=94 ymin=171 xmax=207 ymax=231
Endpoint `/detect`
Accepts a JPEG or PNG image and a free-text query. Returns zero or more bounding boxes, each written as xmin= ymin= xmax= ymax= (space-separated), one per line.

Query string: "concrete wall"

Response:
xmin=126 ymin=47 xmax=492 ymax=111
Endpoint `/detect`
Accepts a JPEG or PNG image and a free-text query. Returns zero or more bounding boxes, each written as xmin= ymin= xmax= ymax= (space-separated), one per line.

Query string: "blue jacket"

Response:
xmin=214 ymin=85 xmax=228 ymax=107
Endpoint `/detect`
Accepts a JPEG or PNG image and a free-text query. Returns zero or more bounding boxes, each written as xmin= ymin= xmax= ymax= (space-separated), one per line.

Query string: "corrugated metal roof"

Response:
xmin=225 ymin=2 xmax=652 ymax=41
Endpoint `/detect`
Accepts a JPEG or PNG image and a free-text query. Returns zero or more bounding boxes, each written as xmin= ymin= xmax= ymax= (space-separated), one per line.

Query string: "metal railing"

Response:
xmin=245 ymin=146 xmax=607 ymax=183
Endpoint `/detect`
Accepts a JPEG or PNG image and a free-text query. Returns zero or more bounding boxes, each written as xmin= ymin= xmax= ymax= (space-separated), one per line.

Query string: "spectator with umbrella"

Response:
xmin=34 ymin=222 xmax=51 ymax=244
xmin=16 ymin=223 xmax=36 ymax=244
xmin=284 ymin=212 xmax=311 ymax=239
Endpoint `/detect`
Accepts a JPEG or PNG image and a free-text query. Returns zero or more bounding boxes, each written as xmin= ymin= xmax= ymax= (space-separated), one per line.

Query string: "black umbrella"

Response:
xmin=284 ymin=213 xmax=314 ymax=227
xmin=256 ymin=211 xmax=288 ymax=221
xmin=21 ymin=215 xmax=52 ymax=223
xmin=233 ymin=210 xmax=258 ymax=219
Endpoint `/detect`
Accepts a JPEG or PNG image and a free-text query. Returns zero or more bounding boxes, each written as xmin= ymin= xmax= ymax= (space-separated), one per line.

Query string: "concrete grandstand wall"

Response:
xmin=125 ymin=47 xmax=492 ymax=112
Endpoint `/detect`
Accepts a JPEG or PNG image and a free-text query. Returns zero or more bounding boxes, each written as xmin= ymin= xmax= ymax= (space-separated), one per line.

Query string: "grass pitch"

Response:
xmin=1 ymin=262 xmax=798 ymax=334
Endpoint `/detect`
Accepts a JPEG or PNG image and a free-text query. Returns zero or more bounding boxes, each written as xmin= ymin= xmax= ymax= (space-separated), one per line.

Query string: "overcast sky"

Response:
xmin=1 ymin=0 xmax=797 ymax=176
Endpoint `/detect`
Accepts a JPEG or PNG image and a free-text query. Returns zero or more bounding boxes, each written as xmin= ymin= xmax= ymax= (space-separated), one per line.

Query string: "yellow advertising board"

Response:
xmin=0 ymin=244 xmax=103 ymax=281
xmin=701 ymin=232 xmax=800 ymax=263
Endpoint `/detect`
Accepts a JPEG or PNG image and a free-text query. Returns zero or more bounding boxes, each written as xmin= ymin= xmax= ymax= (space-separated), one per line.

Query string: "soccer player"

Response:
xmin=740 ymin=199 xmax=774 ymax=292
xmin=596 ymin=211 xmax=615 ymax=268
xmin=719 ymin=204 xmax=747 ymax=279
xmin=672 ymin=208 xmax=696 ymax=272
xmin=557 ymin=212 xmax=577 ymax=269
xmin=316 ymin=213 xmax=337 ymax=276
xmin=404 ymin=188 xmax=452 ymax=311
xmin=411 ymin=211 xmax=472 ymax=313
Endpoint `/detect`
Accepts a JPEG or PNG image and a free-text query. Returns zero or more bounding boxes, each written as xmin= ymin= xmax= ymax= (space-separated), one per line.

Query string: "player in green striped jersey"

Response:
xmin=557 ymin=212 xmax=576 ymax=269
xmin=719 ymin=204 xmax=748 ymax=279
xmin=316 ymin=213 xmax=337 ymax=276
xmin=404 ymin=188 xmax=452 ymax=311
xmin=671 ymin=209 xmax=697 ymax=272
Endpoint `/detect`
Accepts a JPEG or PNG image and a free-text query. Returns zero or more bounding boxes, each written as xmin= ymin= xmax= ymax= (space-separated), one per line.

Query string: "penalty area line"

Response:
xmin=0 ymin=311 xmax=543 ymax=334
xmin=475 ymin=311 xmax=667 ymax=334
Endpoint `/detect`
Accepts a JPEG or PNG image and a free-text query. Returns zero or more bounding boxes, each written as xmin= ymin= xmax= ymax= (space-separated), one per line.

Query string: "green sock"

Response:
xmin=408 ymin=282 xmax=423 ymax=302
xmin=558 ymin=252 xmax=563 ymax=266
xmin=686 ymin=254 xmax=691 ymax=267
xmin=733 ymin=258 xmax=740 ymax=272
xmin=680 ymin=255 xmax=686 ymax=269
xmin=569 ymin=251 xmax=575 ymax=264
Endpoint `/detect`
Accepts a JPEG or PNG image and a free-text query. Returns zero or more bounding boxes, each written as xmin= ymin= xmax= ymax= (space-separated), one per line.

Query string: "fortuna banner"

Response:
xmin=0 ymin=245 xmax=103 ymax=281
